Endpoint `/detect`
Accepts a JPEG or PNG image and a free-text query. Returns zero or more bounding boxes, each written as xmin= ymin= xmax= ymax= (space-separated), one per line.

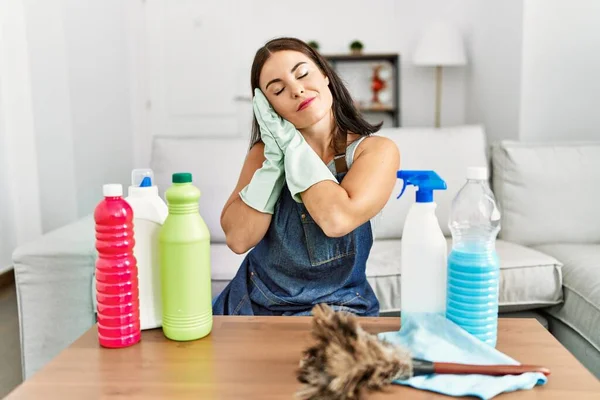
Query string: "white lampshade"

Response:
xmin=413 ymin=21 xmax=467 ymax=66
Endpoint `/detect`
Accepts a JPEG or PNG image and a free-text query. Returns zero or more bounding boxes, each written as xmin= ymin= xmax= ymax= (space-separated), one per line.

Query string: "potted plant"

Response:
xmin=349 ymin=40 xmax=364 ymax=55
xmin=307 ymin=40 xmax=320 ymax=51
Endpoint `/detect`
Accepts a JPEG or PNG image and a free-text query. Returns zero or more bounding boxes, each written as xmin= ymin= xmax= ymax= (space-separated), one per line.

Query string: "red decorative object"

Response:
xmin=371 ymin=65 xmax=386 ymax=105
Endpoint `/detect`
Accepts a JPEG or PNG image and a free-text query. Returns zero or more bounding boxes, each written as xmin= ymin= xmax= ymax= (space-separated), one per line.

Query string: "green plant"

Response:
xmin=307 ymin=40 xmax=320 ymax=50
xmin=349 ymin=40 xmax=364 ymax=51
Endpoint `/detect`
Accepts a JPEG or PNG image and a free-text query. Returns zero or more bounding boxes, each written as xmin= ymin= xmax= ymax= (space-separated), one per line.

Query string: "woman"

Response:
xmin=212 ymin=37 xmax=400 ymax=316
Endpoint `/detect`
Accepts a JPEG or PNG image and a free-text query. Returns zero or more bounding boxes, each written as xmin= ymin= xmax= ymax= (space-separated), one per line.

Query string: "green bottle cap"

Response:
xmin=172 ymin=172 xmax=192 ymax=183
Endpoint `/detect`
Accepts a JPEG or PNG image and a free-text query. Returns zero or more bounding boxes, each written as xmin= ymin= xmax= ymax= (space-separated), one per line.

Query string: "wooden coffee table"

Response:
xmin=6 ymin=316 xmax=600 ymax=399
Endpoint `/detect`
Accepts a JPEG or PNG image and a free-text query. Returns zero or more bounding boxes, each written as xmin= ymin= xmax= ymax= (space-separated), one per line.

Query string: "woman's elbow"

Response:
xmin=320 ymin=211 xmax=353 ymax=238
xmin=225 ymin=234 xmax=252 ymax=255
xmin=221 ymin=214 xmax=251 ymax=254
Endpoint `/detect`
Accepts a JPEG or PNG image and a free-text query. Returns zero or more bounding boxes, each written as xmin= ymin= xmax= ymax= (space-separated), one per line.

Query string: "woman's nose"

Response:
xmin=290 ymin=82 xmax=305 ymax=98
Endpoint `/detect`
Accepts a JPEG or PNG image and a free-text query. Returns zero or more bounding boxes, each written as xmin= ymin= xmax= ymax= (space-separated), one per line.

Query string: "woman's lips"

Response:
xmin=297 ymin=97 xmax=316 ymax=111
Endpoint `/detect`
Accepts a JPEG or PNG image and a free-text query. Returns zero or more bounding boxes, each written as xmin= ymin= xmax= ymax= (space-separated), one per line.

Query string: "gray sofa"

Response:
xmin=491 ymin=140 xmax=600 ymax=378
xmin=13 ymin=126 xmax=599 ymax=380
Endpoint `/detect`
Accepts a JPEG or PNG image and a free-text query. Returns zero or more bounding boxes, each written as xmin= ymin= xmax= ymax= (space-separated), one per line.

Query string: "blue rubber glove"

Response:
xmin=253 ymin=89 xmax=337 ymax=203
xmin=238 ymin=108 xmax=285 ymax=214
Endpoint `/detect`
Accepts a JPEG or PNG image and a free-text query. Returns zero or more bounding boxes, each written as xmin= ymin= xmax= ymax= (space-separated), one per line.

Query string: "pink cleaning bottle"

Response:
xmin=94 ymin=184 xmax=141 ymax=348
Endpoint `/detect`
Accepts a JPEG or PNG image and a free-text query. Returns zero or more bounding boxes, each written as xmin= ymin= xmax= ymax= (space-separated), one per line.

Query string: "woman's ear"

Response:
xmin=325 ymin=76 xmax=330 ymax=86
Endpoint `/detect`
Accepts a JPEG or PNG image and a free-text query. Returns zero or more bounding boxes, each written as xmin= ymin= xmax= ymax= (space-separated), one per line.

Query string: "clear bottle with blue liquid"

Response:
xmin=446 ymin=167 xmax=501 ymax=347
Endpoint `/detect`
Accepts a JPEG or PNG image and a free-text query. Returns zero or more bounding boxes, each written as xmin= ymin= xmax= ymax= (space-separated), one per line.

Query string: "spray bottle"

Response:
xmin=397 ymin=170 xmax=448 ymax=324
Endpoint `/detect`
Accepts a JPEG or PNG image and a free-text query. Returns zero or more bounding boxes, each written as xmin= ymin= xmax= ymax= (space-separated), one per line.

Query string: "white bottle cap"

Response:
xmin=467 ymin=167 xmax=488 ymax=181
xmin=103 ymin=184 xmax=123 ymax=197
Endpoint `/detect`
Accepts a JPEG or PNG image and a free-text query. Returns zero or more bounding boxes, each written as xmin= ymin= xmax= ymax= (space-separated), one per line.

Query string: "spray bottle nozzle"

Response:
xmin=396 ymin=170 xmax=447 ymax=203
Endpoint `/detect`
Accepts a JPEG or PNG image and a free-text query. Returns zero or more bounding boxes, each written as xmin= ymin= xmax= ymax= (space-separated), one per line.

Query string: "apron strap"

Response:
xmin=333 ymin=131 xmax=348 ymax=174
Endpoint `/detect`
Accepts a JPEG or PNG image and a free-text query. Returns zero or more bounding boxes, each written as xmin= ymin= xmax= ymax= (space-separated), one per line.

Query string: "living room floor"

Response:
xmin=0 ymin=279 xmax=22 ymax=398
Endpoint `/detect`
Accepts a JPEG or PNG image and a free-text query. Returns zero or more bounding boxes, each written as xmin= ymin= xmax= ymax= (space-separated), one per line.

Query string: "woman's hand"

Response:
xmin=253 ymin=88 xmax=302 ymax=152
xmin=221 ymin=142 xmax=275 ymax=254
xmin=235 ymin=90 xmax=292 ymax=215
xmin=221 ymin=90 xmax=300 ymax=254
xmin=301 ymin=136 xmax=400 ymax=238
xmin=253 ymin=89 xmax=338 ymax=202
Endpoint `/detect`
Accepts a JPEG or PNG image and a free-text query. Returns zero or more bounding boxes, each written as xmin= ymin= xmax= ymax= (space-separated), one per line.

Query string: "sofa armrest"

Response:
xmin=12 ymin=215 xmax=96 ymax=380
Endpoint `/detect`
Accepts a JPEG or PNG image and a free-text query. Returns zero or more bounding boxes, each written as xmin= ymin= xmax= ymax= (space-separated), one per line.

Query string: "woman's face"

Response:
xmin=258 ymin=50 xmax=333 ymax=129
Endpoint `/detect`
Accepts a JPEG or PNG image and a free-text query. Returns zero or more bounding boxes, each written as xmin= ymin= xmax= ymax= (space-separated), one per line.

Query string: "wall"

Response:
xmin=62 ymin=0 xmax=134 ymax=218
xmin=22 ymin=0 xmax=134 ymax=231
xmin=24 ymin=0 xmax=78 ymax=233
xmin=465 ymin=1 xmax=524 ymax=143
xmin=519 ymin=0 xmax=600 ymax=141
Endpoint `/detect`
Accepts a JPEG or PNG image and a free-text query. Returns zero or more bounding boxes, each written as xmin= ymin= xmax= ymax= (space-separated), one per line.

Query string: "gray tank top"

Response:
xmin=326 ymin=136 xmax=368 ymax=175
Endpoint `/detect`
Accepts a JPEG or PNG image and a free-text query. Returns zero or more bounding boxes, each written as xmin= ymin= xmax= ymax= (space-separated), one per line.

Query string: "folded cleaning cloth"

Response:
xmin=378 ymin=314 xmax=547 ymax=400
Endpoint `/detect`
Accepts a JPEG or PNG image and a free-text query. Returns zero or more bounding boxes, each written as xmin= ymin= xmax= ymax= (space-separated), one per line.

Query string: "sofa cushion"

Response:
xmin=366 ymin=239 xmax=562 ymax=313
xmin=151 ymin=136 xmax=249 ymax=243
xmin=492 ymin=141 xmax=600 ymax=246
xmin=533 ymin=244 xmax=600 ymax=352
xmin=375 ymin=125 xmax=488 ymax=239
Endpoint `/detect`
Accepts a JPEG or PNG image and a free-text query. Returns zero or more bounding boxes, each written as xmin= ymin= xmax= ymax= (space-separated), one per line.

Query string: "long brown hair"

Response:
xmin=249 ymin=37 xmax=382 ymax=151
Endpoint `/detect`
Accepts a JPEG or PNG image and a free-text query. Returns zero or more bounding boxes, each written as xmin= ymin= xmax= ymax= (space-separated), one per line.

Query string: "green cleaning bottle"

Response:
xmin=159 ymin=172 xmax=212 ymax=341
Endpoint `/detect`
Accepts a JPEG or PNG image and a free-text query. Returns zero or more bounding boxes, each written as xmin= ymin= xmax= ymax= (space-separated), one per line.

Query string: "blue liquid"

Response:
xmin=446 ymin=248 xmax=500 ymax=347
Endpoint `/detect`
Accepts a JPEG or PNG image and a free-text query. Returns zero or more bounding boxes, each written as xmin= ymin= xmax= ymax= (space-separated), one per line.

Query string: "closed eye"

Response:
xmin=274 ymin=72 xmax=309 ymax=96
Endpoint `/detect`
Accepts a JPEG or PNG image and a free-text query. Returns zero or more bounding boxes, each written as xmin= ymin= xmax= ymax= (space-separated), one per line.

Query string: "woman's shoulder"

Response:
xmin=351 ymin=134 xmax=399 ymax=160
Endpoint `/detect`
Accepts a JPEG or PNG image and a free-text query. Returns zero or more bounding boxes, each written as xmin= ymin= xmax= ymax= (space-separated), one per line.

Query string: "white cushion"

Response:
xmin=492 ymin=141 xmax=600 ymax=246
xmin=210 ymin=243 xmax=247 ymax=297
xmin=374 ymin=125 xmax=488 ymax=239
xmin=366 ymin=238 xmax=562 ymax=313
xmin=150 ymin=136 xmax=249 ymax=243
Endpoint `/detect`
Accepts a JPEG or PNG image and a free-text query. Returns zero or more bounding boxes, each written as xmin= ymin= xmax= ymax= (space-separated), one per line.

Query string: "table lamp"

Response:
xmin=413 ymin=21 xmax=467 ymax=128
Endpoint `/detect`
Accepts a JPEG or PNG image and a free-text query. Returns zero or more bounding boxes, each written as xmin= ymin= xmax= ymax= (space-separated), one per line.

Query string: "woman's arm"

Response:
xmin=302 ymin=136 xmax=400 ymax=237
xmin=221 ymin=142 xmax=273 ymax=254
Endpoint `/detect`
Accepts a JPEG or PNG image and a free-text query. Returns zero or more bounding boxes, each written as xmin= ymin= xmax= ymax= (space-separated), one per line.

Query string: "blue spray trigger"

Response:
xmin=396 ymin=170 xmax=447 ymax=203
xmin=139 ymin=176 xmax=152 ymax=187
xmin=396 ymin=171 xmax=408 ymax=199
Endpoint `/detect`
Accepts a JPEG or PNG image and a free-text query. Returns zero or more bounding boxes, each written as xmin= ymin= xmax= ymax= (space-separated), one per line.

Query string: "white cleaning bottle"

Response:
xmin=125 ymin=168 xmax=168 ymax=330
xmin=397 ymin=170 xmax=448 ymax=324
